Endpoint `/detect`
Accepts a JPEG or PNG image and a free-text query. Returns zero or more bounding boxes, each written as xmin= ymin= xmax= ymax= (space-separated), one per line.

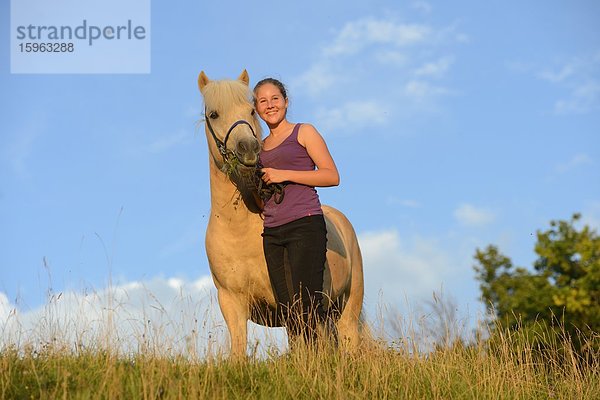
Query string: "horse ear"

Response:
xmin=238 ymin=69 xmax=250 ymax=86
xmin=198 ymin=71 xmax=210 ymax=92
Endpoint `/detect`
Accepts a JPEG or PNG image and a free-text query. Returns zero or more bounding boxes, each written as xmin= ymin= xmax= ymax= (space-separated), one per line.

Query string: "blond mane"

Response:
xmin=201 ymin=79 xmax=262 ymax=139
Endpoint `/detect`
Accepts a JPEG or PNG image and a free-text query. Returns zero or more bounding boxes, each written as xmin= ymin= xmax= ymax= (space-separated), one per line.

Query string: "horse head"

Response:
xmin=198 ymin=70 xmax=264 ymax=213
xmin=198 ymin=70 xmax=262 ymax=168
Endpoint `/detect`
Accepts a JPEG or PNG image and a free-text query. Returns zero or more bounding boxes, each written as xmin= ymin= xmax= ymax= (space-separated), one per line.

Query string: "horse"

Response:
xmin=197 ymin=69 xmax=364 ymax=357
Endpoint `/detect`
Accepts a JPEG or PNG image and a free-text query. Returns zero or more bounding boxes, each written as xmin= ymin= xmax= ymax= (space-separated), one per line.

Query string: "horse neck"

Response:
xmin=207 ymin=159 xmax=254 ymax=223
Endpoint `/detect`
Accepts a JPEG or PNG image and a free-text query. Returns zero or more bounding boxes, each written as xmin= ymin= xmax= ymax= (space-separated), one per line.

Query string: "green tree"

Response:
xmin=474 ymin=214 xmax=600 ymax=349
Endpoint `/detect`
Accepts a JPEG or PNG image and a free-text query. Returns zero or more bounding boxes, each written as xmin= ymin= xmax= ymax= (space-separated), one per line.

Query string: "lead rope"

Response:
xmin=254 ymin=162 xmax=286 ymax=204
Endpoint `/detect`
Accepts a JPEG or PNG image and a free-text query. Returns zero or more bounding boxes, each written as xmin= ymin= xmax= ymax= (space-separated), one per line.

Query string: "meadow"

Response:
xmin=2 ymin=305 xmax=598 ymax=399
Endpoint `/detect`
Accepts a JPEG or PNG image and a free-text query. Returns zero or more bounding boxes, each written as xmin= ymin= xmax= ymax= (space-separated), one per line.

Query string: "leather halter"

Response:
xmin=204 ymin=107 xmax=257 ymax=163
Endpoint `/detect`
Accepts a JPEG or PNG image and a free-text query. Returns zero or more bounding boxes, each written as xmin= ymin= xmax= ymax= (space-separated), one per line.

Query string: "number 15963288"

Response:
xmin=19 ymin=42 xmax=74 ymax=52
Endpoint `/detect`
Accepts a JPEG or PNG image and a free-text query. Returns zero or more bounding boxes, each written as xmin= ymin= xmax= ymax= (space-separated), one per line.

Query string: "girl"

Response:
xmin=254 ymin=77 xmax=339 ymax=344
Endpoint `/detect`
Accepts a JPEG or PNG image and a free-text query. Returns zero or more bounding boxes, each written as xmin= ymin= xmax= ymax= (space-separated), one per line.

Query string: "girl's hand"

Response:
xmin=261 ymin=168 xmax=287 ymax=184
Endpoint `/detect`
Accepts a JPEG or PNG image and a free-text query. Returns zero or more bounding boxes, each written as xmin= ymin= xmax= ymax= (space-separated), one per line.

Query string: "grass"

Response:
xmin=2 ymin=321 xmax=599 ymax=399
xmin=1 ymin=285 xmax=598 ymax=399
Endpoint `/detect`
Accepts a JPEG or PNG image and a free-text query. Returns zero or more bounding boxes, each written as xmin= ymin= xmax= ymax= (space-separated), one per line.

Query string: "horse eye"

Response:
xmin=209 ymin=111 xmax=219 ymax=119
xmin=251 ymin=109 xmax=256 ymax=116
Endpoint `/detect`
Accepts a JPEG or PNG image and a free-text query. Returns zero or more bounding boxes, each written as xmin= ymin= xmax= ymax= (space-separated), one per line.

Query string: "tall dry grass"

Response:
xmin=2 ymin=330 xmax=598 ymax=399
xmin=1 ymin=289 xmax=598 ymax=399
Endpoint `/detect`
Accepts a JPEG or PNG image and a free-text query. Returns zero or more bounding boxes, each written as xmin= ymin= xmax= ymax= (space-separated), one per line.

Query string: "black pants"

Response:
xmin=262 ymin=215 xmax=327 ymax=342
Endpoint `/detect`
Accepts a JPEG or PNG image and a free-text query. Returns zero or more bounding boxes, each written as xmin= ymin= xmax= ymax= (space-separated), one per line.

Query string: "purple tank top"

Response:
xmin=259 ymin=123 xmax=323 ymax=228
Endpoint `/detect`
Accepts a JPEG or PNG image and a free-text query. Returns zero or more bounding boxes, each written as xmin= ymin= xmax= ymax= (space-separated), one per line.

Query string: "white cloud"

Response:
xmin=358 ymin=229 xmax=484 ymax=348
xmin=323 ymin=18 xmax=432 ymax=57
xmin=291 ymin=14 xmax=466 ymax=118
xmin=581 ymin=201 xmax=600 ymax=231
xmin=539 ymin=63 xmax=577 ymax=83
xmin=359 ymin=229 xmax=454 ymax=312
xmin=534 ymin=52 xmax=600 ymax=115
xmin=411 ymin=1 xmax=432 ymax=14
xmin=554 ymin=80 xmax=600 ymax=115
xmin=292 ymin=61 xmax=341 ymax=97
xmin=0 ymin=276 xmax=286 ymax=358
xmin=414 ymin=56 xmax=454 ymax=78
xmin=454 ymin=204 xmax=496 ymax=227
xmin=404 ymin=80 xmax=450 ymax=100
xmin=0 ymin=292 xmax=14 ymax=323
xmin=386 ymin=197 xmax=422 ymax=208
xmin=0 ymin=239 xmax=481 ymax=353
xmin=314 ymin=100 xmax=390 ymax=133
xmin=555 ymin=153 xmax=593 ymax=173
xmin=375 ymin=50 xmax=408 ymax=67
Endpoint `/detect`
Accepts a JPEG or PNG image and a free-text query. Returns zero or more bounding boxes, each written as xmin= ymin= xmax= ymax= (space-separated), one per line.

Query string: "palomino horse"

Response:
xmin=197 ymin=70 xmax=364 ymax=357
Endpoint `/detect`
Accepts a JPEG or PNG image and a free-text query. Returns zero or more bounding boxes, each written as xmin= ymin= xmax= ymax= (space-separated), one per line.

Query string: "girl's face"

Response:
xmin=254 ymin=83 xmax=288 ymax=127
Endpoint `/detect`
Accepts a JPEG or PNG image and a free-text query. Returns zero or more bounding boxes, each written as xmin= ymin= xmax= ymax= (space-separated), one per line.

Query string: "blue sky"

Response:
xmin=1 ymin=1 xmax=599 ymax=350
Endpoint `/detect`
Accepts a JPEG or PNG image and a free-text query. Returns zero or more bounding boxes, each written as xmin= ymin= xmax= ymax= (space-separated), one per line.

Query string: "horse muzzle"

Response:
xmin=235 ymin=137 xmax=261 ymax=167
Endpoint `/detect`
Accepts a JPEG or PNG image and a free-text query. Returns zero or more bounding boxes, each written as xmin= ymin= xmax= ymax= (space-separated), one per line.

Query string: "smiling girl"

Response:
xmin=253 ymin=77 xmax=339 ymax=344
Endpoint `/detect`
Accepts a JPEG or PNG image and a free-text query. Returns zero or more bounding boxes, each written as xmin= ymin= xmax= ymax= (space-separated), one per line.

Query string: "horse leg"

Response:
xmin=336 ymin=245 xmax=364 ymax=351
xmin=336 ymin=298 xmax=361 ymax=350
xmin=217 ymin=289 xmax=248 ymax=358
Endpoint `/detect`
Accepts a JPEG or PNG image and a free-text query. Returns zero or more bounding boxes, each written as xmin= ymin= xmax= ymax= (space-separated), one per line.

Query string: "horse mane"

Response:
xmin=202 ymin=79 xmax=248 ymax=107
xmin=202 ymin=80 xmax=262 ymax=134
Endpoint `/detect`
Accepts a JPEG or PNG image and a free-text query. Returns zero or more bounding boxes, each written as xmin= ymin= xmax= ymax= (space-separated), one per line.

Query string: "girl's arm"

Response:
xmin=260 ymin=124 xmax=339 ymax=187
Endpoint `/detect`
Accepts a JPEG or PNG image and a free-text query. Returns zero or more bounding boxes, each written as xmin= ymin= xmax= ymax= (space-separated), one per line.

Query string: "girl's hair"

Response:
xmin=253 ymin=78 xmax=288 ymax=104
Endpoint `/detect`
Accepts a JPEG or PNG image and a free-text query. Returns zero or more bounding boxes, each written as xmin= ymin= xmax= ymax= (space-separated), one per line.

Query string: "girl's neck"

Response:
xmin=267 ymin=120 xmax=294 ymax=137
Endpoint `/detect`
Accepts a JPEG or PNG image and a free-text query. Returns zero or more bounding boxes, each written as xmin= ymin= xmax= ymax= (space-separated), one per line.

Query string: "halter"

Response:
xmin=204 ymin=107 xmax=257 ymax=163
xmin=204 ymin=107 xmax=286 ymax=204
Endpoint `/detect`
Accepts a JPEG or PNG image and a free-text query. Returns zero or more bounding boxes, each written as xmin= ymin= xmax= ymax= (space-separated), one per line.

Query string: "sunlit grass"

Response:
xmin=1 ymin=288 xmax=599 ymax=399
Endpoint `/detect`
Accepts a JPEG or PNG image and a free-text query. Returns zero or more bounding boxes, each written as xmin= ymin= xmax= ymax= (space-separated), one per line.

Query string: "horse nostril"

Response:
xmin=237 ymin=139 xmax=260 ymax=156
xmin=237 ymin=142 xmax=248 ymax=153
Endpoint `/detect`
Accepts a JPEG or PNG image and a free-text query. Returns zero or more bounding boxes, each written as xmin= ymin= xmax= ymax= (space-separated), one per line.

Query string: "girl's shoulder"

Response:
xmin=297 ymin=123 xmax=324 ymax=147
